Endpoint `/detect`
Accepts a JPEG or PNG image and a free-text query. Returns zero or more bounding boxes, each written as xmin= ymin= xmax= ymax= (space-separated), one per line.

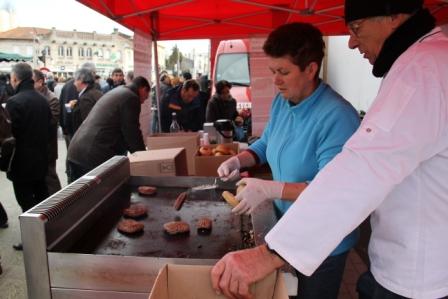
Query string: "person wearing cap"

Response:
xmin=211 ymin=1 xmax=448 ymax=299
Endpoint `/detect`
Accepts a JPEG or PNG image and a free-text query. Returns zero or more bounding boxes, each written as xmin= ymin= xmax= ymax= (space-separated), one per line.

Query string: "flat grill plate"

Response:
xmin=93 ymin=186 xmax=249 ymax=259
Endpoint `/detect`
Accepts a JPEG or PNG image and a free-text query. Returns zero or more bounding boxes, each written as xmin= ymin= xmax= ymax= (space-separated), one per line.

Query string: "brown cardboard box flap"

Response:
xmin=148 ymin=264 xmax=288 ymax=299
xmin=146 ymin=133 xmax=199 ymax=175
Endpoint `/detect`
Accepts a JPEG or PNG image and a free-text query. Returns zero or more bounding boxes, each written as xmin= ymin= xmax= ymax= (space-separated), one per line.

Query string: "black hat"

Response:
xmin=345 ymin=0 xmax=423 ymax=23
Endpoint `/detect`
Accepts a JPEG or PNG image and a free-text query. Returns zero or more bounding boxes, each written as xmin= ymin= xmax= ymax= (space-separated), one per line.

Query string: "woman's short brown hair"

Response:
xmin=263 ymin=22 xmax=325 ymax=75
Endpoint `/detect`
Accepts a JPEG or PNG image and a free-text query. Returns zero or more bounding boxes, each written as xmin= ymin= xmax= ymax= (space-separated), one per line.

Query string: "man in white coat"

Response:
xmin=211 ymin=0 xmax=448 ymax=298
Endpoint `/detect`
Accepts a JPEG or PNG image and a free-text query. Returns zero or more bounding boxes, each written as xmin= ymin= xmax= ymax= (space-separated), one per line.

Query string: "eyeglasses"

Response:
xmin=348 ymin=19 xmax=368 ymax=38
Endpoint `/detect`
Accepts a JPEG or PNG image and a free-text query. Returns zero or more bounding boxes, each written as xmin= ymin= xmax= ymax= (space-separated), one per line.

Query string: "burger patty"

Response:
xmin=138 ymin=186 xmax=157 ymax=196
xmin=123 ymin=203 xmax=148 ymax=218
xmin=163 ymin=221 xmax=190 ymax=235
xmin=196 ymin=217 xmax=212 ymax=234
xmin=117 ymin=219 xmax=144 ymax=234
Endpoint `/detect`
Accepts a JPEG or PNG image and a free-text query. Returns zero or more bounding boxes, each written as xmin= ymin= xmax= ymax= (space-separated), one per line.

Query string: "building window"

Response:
xmin=97 ymin=49 xmax=103 ymax=57
xmin=86 ymin=48 xmax=92 ymax=57
xmin=44 ymin=46 xmax=51 ymax=56
xmin=58 ymin=46 xmax=65 ymax=56
xmin=66 ymin=47 xmax=73 ymax=57
xmin=79 ymin=47 xmax=84 ymax=57
xmin=104 ymin=49 xmax=110 ymax=59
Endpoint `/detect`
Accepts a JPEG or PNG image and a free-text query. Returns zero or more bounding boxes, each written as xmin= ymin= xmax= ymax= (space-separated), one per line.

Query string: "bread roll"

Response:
xmin=222 ymin=191 xmax=239 ymax=207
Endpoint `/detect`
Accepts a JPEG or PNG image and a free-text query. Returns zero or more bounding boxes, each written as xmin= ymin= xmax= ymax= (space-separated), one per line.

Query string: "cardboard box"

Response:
xmin=148 ymin=264 xmax=288 ymax=299
xmin=146 ymin=133 xmax=200 ymax=175
xmin=128 ymin=148 xmax=188 ymax=177
xmin=194 ymin=143 xmax=239 ymax=177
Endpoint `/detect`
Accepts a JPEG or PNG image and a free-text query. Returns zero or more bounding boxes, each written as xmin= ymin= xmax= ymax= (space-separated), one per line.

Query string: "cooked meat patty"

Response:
xmin=196 ymin=217 xmax=212 ymax=234
xmin=123 ymin=203 xmax=148 ymax=218
xmin=117 ymin=219 xmax=144 ymax=234
xmin=138 ymin=186 xmax=157 ymax=196
xmin=163 ymin=221 xmax=190 ymax=235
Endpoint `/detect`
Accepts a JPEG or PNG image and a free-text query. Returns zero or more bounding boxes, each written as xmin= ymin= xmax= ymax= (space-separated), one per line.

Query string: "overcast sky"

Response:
xmin=2 ymin=0 xmax=209 ymax=53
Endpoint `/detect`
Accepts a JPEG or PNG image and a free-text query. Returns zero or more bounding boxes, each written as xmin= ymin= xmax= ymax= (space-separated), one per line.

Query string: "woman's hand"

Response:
xmin=233 ymin=178 xmax=284 ymax=215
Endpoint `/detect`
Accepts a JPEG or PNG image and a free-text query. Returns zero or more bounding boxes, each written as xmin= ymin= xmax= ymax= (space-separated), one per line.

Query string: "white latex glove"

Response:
xmin=217 ymin=156 xmax=241 ymax=181
xmin=233 ymin=178 xmax=284 ymax=215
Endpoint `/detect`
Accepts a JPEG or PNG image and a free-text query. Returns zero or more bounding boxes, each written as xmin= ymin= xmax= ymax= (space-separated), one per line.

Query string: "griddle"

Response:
xmin=19 ymin=157 xmax=281 ymax=299
xmin=92 ymin=185 xmax=251 ymax=259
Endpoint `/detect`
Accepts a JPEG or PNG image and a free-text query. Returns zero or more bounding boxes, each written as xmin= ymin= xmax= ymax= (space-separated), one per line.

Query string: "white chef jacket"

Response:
xmin=266 ymin=27 xmax=448 ymax=299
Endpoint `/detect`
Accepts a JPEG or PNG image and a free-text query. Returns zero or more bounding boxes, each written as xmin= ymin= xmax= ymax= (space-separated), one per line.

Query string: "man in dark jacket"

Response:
xmin=6 ymin=63 xmax=51 ymax=250
xmin=67 ymin=76 xmax=149 ymax=181
xmin=33 ymin=69 xmax=62 ymax=196
xmin=160 ymin=79 xmax=203 ymax=132
xmin=101 ymin=68 xmax=125 ymax=94
xmin=59 ymin=62 xmax=97 ymax=182
xmin=72 ymin=68 xmax=103 ymax=133
xmin=206 ymin=80 xmax=239 ymax=122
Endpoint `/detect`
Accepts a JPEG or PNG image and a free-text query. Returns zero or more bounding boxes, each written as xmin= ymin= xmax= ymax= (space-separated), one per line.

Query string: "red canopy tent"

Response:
xmin=76 ymin=0 xmax=448 ymax=135
xmin=77 ymin=0 xmax=447 ymax=39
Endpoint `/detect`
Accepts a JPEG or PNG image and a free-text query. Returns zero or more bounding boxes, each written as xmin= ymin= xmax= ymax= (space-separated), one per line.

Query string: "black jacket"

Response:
xmin=59 ymin=79 xmax=79 ymax=136
xmin=160 ymin=86 xmax=204 ymax=132
xmin=6 ymin=79 xmax=51 ymax=181
xmin=67 ymin=86 xmax=145 ymax=169
xmin=205 ymin=94 xmax=238 ymax=123
xmin=72 ymin=84 xmax=103 ymax=134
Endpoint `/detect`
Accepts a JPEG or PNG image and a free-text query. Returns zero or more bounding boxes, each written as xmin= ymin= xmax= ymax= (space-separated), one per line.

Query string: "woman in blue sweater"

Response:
xmin=218 ymin=23 xmax=360 ymax=299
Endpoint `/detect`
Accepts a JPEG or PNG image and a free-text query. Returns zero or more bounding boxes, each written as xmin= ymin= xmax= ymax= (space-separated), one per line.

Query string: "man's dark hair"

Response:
xmin=263 ymin=22 xmax=325 ymax=75
xmin=160 ymin=73 xmax=169 ymax=82
xmin=215 ymin=80 xmax=232 ymax=95
xmin=182 ymin=79 xmax=199 ymax=91
xmin=129 ymin=76 xmax=150 ymax=91
xmin=11 ymin=63 xmax=33 ymax=82
xmin=33 ymin=69 xmax=45 ymax=82
xmin=112 ymin=68 xmax=124 ymax=75
xmin=182 ymin=71 xmax=192 ymax=80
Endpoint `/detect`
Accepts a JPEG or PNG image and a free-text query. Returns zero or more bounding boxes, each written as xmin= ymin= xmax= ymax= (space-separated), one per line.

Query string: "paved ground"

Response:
xmin=0 ymin=133 xmax=366 ymax=299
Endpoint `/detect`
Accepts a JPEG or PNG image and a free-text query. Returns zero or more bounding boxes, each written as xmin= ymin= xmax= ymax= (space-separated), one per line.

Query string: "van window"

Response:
xmin=215 ymin=53 xmax=250 ymax=86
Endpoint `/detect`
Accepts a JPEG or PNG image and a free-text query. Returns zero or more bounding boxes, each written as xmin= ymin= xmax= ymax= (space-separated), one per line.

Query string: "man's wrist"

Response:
xmin=263 ymin=244 xmax=286 ymax=268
